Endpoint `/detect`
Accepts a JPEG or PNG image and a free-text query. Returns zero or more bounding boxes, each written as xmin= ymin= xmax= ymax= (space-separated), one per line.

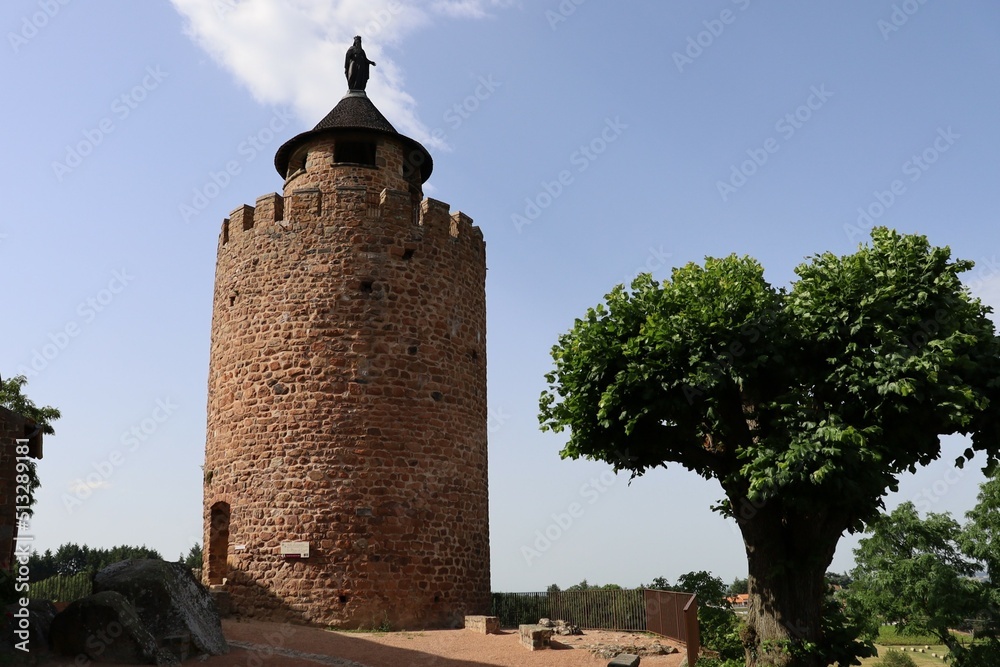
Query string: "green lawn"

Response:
xmin=855 ymin=626 xmax=954 ymax=666
xmin=859 ymin=645 xmax=950 ymax=667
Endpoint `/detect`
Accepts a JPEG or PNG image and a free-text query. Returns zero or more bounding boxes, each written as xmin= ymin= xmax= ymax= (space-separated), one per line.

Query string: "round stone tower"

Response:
xmin=202 ymin=82 xmax=489 ymax=628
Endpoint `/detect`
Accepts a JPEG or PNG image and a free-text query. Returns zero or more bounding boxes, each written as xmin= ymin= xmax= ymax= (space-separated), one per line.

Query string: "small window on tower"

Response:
xmin=334 ymin=141 xmax=376 ymax=167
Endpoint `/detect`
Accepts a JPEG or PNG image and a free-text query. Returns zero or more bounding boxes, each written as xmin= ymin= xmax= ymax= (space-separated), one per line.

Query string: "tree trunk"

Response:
xmin=735 ymin=497 xmax=845 ymax=667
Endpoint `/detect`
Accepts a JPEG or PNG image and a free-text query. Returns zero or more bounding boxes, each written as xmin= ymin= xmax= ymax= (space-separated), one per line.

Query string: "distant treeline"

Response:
xmin=26 ymin=543 xmax=163 ymax=582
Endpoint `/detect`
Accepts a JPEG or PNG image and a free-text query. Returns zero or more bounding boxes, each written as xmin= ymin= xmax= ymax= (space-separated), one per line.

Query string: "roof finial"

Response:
xmin=345 ymin=36 xmax=376 ymax=92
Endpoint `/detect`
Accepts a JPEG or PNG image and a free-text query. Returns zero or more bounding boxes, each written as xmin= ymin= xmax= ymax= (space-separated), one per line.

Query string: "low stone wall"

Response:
xmin=518 ymin=624 xmax=553 ymax=651
xmin=464 ymin=615 xmax=499 ymax=634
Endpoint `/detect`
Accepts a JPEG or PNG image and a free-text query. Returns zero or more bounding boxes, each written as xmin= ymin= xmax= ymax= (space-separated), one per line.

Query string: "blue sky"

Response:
xmin=2 ymin=1 xmax=999 ymax=591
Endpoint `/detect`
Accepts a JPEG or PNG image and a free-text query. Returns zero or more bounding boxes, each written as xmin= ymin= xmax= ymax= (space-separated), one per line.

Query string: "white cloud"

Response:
xmin=431 ymin=0 xmax=514 ymax=19
xmin=68 ymin=479 xmax=111 ymax=493
xmin=170 ymin=0 xmax=512 ymax=150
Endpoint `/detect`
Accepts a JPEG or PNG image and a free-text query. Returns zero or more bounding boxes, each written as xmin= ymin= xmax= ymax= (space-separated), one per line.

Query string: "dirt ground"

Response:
xmin=219 ymin=619 xmax=688 ymax=667
xmin=35 ymin=619 xmax=689 ymax=666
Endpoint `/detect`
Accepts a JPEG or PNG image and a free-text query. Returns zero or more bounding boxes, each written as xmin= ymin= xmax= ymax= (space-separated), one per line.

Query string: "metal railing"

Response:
xmin=644 ymin=589 xmax=700 ymax=666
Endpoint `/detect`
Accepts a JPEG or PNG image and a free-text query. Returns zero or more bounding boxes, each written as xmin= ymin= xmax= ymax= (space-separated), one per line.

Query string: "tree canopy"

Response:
xmin=539 ymin=228 xmax=1000 ymax=667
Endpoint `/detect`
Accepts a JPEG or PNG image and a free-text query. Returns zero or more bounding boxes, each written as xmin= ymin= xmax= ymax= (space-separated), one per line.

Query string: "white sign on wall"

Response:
xmin=280 ymin=541 xmax=310 ymax=558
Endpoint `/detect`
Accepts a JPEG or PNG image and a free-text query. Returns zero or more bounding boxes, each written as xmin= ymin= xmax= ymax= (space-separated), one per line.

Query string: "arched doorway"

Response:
xmin=208 ymin=501 xmax=230 ymax=585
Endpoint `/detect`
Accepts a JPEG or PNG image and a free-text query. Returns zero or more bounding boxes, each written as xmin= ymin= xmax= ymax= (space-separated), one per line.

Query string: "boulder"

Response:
xmin=50 ymin=591 xmax=178 ymax=665
xmin=2 ymin=599 xmax=57 ymax=656
xmin=553 ymin=619 xmax=582 ymax=635
xmin=93 ymin=559 xmax=228 ymax=659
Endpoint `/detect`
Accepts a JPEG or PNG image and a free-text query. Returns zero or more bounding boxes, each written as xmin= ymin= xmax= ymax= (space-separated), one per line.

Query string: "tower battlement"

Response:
xmin=219 ymin=190 xmax=483 ymax=250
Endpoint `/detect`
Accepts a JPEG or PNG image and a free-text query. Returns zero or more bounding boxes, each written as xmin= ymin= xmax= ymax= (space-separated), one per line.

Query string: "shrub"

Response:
xmin=695 ymin=658 xmax=744 ymax=667
xmin=873 ymin=649 xmax=918 ymax=667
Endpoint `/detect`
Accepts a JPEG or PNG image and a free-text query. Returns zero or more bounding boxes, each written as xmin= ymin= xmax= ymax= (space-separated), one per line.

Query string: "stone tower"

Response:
xmin=202 ymin=77 xmax=490 ymax=628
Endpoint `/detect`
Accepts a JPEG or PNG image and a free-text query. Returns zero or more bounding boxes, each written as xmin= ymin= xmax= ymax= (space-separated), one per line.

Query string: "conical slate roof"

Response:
xmin=274 ymin=91 xmax=432 ymax=183
xmin=313 ymin=91 xmax=397 ymax=133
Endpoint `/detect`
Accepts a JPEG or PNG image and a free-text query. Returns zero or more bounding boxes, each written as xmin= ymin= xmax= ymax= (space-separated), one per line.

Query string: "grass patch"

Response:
xmin=876 ymin=626 xmax=947 ymax=646
xmin=859 ymin=645 xmax=951 ymax=667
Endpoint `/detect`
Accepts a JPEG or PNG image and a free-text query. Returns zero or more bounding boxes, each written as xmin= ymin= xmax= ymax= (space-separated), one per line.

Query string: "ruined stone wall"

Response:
xmin=203 ymin=135 xmax=489 ymax=629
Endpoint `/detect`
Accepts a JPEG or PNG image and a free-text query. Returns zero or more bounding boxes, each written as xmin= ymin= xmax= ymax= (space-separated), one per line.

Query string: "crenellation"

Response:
xmin=255 ymin=193 xmax=284 ymax=225
xmin=419 ymin=198 xmax=453 ymax=238
xmin=231 ymin=204 xmax=255 ymax=231
xmin=449 ymin=211 xmax=473 ymax=239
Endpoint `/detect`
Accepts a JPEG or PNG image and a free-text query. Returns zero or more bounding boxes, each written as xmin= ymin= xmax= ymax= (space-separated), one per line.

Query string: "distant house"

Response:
xmin=0 ymin=406 xmax=44 ymax=570
xmin=727 ymin=593 xmax=750 ymax=607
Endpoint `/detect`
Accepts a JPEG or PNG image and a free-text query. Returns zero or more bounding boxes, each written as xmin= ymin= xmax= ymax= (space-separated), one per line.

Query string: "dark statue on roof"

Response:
xmin=345 ymin=36 xmax=376 ymax=91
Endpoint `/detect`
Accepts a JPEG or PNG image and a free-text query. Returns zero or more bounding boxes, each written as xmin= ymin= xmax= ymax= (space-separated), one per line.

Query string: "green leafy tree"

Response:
xmin=181 ymin=543 xmax=203 ymax=569
xmin=847 ymin=502 xmax=1000 ymax=666
xmin=539 ymin=229 xmax=1000 ymax=667
xmin=646 ymin=576 xmax=672 ymax=591
xmin=729 ymin=577 xmax=749 ymax=596
xmin=674 ymin=570 xmax=730 ymax=608
xmin=675 ymin=571 xmax=743 ymax=662
xmin=960 ymin=471 xmax=1000 ymax=621
xmin=825 ymin=572 xmax=852 ymax=589
xmin=0 ymin=374 xmax=60 ymax=515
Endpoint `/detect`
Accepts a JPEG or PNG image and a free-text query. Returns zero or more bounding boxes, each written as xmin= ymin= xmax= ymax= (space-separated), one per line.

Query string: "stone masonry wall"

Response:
xmin=203 ymin=135 xmax=489 ymax=629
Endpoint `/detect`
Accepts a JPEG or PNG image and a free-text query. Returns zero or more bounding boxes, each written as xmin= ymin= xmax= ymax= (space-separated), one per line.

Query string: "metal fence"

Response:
xmin=491 ymin=589 xmax=646 ymax=631
xmin=29 ymin=572 xmax=92 ymax=602
xmin=645 ymin=589 xmax=700 ymax=666
xmin=491 ymin=588 xmax=700 ymax=664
